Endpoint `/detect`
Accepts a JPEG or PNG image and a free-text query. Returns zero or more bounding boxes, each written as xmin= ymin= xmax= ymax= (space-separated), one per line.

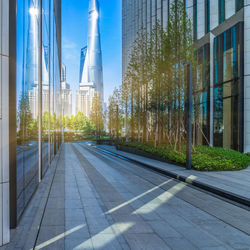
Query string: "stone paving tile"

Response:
xmin=65 ymin=208 xmax=86 ymax=222
xmin=46 ymin=197 xmax=65 ymax=209
xmin=65 ymin=237 xmax=93 ymax=250
xmin=65 ymin=199 xmax=83 ymax=209
xmin=124 ymin=233 xmax=171 ymax=250
xmin=91 ymin=233 xmax=123 ymax=250
xmin=36 ymin=226 xmax=65 ymax=250
xmin=162 ymin=237 xmax=198 ymax=250
xmin=41 ymin=208 xmax=65 ymax=227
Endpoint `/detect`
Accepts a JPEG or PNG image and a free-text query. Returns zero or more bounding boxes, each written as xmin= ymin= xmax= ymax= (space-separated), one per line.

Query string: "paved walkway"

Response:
xmin=2 ymin=143 xmax=250 ymax=249
xmin=98 ymin=145 xmax=250 ymax=203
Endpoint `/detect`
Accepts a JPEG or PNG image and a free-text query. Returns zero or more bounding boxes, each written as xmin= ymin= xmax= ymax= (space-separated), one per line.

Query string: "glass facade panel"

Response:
xmin=213 ymin=23 xmax=242 ymax=150
xmin=236 ymin=0 xmax=244 ymax=12
xmin=219 ymin=0 xmax=225 ymax=24
xmin=194 ymin=44 xmax=210 ymax=146
xmin=193 ymin=0 xmax=197 ymax=40
xmin=205 ymin=0 xmax=210 ymax=33
xmin=16 ymin=0 xmax=61 ymax=221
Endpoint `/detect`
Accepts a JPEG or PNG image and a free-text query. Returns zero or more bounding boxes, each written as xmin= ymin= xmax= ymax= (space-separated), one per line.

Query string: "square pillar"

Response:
xmin=0 ymin=0 xmax=10 ymax=246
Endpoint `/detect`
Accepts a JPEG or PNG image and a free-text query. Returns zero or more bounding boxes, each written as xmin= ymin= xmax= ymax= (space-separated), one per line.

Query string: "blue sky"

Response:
xmin=62 ymin=0 xmax=122 ymax=113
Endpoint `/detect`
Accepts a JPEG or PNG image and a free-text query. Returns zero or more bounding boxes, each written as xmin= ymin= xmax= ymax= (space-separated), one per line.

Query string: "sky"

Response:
xmin=62 ymin=0 xmax=122 ymax=114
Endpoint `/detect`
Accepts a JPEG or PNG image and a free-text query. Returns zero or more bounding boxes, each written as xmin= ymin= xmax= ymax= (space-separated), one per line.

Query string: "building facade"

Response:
xmin=0 ymin=0 xmax=62 ymax=246
xmin=122 ymin=0 xmax=250 ymax=153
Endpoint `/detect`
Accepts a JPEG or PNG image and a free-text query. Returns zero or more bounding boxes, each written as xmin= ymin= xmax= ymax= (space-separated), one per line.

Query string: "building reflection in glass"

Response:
xmin=194 ymin=44 xmax=210 ymax=146
xmin=213 ymin=23 xmax=242 ymax=150
xmin=16 ymin=0 xmax=62 ymax=221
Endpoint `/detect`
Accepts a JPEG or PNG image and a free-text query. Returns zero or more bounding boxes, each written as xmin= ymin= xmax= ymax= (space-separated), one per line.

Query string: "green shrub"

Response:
xmin=245 ymin=152 xmax=250 ymax=158
xmin=119 ymin=142 xmax=250 ymax=171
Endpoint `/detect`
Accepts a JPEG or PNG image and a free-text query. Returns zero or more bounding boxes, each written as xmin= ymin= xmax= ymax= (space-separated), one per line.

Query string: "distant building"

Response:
xmin=77 ymin=0 xmax=104 ymax=118
xmin=61 ymin=63 xmax=66 ymax=83
xmin=79 ymin=46 xmax=87 ymax=83
xmin=76 ymin=87 xmax=93 ymax=116
xmin=61 ymin=63 xmax=72 ymax=117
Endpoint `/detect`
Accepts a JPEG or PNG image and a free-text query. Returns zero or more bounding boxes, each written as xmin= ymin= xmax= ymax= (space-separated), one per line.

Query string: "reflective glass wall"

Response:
xmin=213 ymin=22 xmax=243 ymax=150
xmin=16 ymin=0 xmax=61 ymax=221
xmin=194 ymin=44 xmax=210 ymax=146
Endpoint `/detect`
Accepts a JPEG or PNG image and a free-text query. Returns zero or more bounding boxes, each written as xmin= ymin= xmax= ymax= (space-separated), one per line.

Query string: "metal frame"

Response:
xmin=9 ymin=0 xmax=17 ymax=229
xmin=185 ymin=63 xmax=193 ymax=170
xmin=239 ymin=21 xmax=244 ymax=153
xmin=38 ymin=0 xmax=43 ymax=182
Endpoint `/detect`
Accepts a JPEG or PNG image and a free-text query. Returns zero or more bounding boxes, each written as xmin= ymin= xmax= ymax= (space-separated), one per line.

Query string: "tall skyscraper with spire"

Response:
xmin=76 ymin=0 xmax=104 ymax=117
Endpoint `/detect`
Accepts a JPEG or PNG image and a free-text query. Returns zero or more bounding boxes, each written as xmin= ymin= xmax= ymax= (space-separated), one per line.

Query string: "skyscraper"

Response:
xmin=77 ymin=0 xmax=104 ymax=117
xmin=79 ymin=46 xmax=87 ymax=83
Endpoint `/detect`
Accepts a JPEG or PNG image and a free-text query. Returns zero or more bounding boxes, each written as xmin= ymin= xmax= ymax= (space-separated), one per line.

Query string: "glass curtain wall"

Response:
xmin=236 ymin=0 xmax=244 ymax=12
xmin=193 ymin=0 xmax=197 ymax=40
xmin=218 ymin=0 xmax=225 ymax=24
xmin=16 ymin=0 xmax=61 ymax=221
xmin=213 ymin=22 xmax=243 ymax=150
xmin=194 ymin=44 xmax=210 ymax=146
xmin=42 ymin=0 xmax=50 ymax=176
xmin=205 ymin=0 xmax=210 ymax=34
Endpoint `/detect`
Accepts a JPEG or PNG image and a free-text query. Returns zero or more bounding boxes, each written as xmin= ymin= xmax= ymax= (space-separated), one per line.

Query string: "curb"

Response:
xmin=96 ymin=146 xmax=250 ymax=208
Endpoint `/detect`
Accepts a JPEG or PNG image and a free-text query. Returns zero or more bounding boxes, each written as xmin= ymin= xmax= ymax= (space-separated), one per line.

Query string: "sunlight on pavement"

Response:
xmin=75 ymin=222 xmax=135 ymax=249
xmin=105 ymin=180 xmax=172 ymax=215
xmin=133 ymin=182 xmax=186 ymax=215
xmin=34 ymin=224 xmax=85 ymax=250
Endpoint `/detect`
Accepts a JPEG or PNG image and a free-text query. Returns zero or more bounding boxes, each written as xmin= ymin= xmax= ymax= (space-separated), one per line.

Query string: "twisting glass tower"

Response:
xmin=77 ymin=0 xmax=104 ymax=117
xmin=25 ymin=0 xmax=39 ymax=93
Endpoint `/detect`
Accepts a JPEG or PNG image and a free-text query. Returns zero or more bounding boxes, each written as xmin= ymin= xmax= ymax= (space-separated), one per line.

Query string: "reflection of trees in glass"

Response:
xmin=65 ymin=112 xmax=95 ymax=136
xmin=17 ymin=93 xmax=38 ymax=144
xmin=193 ymin=45 xmax=210 ymax=145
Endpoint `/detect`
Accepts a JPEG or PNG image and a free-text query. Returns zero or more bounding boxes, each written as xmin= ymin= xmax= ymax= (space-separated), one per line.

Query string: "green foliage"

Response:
xmin=64 ymin=132 xmax=91 ymax=142
xmin=119 ymin=142 xmax=250 ymax=171
xmin=64 ymin=112 xmax=95 ymax=136
xmin=90 ymin=93 xmax=105 ymax=138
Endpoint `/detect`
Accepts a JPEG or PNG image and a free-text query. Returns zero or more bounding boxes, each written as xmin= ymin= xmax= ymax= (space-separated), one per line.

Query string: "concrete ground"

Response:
xmin=2 ymin=143 xmax=250 ymax=250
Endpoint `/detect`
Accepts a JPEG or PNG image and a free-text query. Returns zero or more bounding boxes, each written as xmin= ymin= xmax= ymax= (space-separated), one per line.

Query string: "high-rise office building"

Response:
xmin=77 ymin=0 xmax=104 ymax=118
xmin=0 ymin=0 xmax=62 ymax=245
xmin=61 ymin=63 xmax=72 ymax=117
xmin=79 ymin=46 xmax=87 ymax=83
xmin=122 ymin=0 xmax=250 ymax=153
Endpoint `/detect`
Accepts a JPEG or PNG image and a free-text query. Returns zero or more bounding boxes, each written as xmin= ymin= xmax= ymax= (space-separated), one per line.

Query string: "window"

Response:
xmin=213 ymin=23 xmax=243 ymax=150
xmin=236 ymin=0 xmax=244 ymax=12
xmin=194 ymin=44 xmax=210 ymax=146
xmin=205 ymin=0 xmax=210 ymax=33
xmin=193 ymin=0 xmax=197 ymax=40
xmin=218 ymin=0 xmax=225 ymax=24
